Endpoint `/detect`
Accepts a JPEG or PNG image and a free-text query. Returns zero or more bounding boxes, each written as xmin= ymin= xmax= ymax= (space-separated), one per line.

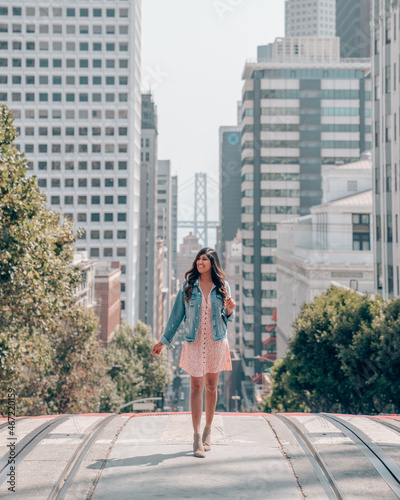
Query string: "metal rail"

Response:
xmin=0 ymin=415 xmax=69 ymax=487
xmin=47 ymin=414 xmax=118 ymax=500
xmin=321 ymin=414 xmax=400 ymax=498
xmin=275 ymin=414 xmax=345 ymax=500
xmin=0 ymin=417 xmax=28 ymax=432
xmin=368 ymin=417 xmax=400 ymax=436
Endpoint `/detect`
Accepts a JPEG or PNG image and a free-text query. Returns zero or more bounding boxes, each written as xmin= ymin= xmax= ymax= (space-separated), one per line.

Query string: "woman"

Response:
xmin=152 ymin=247 xmax=236 ymax=458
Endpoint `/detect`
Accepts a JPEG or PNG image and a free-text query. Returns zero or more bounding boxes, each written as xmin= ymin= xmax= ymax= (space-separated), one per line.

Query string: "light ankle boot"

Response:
xmin=193 ymin=433 xmax=206 ymax=458
xmin=202 ymin=426 xmax=211 ymax=451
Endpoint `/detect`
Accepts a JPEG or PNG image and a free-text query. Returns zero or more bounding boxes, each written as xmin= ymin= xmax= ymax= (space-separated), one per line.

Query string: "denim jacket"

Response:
xmin=160 ymin=278 xmax=235 ymax=349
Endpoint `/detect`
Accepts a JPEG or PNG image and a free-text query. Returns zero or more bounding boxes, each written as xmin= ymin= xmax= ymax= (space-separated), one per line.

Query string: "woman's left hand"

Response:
xmin=226 ymin=296 xmax=236 ymax=317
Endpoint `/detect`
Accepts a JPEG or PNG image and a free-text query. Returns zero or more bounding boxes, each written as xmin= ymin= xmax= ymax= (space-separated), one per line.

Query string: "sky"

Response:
xmin=141 ymin=0 xmax=285 ymax=245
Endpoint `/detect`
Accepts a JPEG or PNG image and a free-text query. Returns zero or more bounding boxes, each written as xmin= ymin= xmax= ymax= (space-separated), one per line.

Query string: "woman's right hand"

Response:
xmin=152 ymin=341 xmax=164 ymax=356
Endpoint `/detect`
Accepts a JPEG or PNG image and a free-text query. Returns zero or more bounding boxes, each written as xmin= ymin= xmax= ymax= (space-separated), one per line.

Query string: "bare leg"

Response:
xmin=204 ymin=372 xmax=220 ymax=428
xmin=190 ymin=375 xmax=205 ymax=434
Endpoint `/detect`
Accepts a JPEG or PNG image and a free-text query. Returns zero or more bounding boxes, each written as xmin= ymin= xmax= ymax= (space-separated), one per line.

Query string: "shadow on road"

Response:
xmin=88 ymin=450 xmax=193 ymax=469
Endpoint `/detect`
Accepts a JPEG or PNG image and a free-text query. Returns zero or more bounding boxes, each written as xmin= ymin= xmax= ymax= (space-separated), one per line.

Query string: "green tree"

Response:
xmin=263 ymin=287 xmax=400 ymax=415
xmin=104 ymin=321 xmax=172 ymax=412
xmin=0 ymin=104 xmax=117 ymax=415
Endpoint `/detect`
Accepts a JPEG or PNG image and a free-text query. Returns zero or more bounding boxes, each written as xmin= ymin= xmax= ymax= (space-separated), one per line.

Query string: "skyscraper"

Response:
xmin=285 ymin=0 xmax=336 ymax=38
xmin=139 ymin=93 xmax=158 ymax=331
xmin=0 ymin=1 xmax=142 ymax=325
xmin=336 ymin=0 xmax=372 ymax=59
xmin=218 ymin=125 xmax=242 ymax=265
xmin=372 ymin=0 xmax=400 ymax=299
xmin=240 ymin=51 xmax=371 ymax=376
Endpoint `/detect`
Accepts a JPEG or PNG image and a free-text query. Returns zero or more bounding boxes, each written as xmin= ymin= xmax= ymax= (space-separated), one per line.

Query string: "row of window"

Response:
xmin=50 ymin=195 xmax=128 ymax=205
xmin=243 ymin=107 xmax=370 ymax=118
xmin=78 ymin=230 xmax=127 ymax=239
xmin=38 ymin=178 xmax=127 ymax=188
xmin=13 ymin=109 xmax=128 ymax=120
xmin=88 ymin=248 xmax=127 ymax=260
xmin=242 ymin=256 xmax=275 ymax=265
xmin=21 ymin=143 xmax=128 ymax=154
xmin=0 ymin=75 xmax=128 ymax=85
xmin=242 ymin=189 xmax=300 ymax=198
xmin=243 ymin=140 xmax=362 ymax=150
xmin=66 ymin=213 xmax=127 ymax=223
xmin=243 ymin=89 xmax=370 ymax=100
xmin=242 ymin=223 xmax=277 ymax=231
xmin=20 ymin=126 xmax=128 ymax=136
xmin=242 ymin=289 xmax=277 ymax=299
xmin=0 ymin=58 xmax=129 ymax=69
xmin=3 ymin=92 xmax=128 ymax=103
xmin=30 ymin=160 xmax=128 ymax=171
xmin=242 ymin=205 xmax=300 ymax=215
xmin=242 ymin=156 xmax=362 ymax=165
xmin=0 ymin=7 xmax=129 ymax=17
xmin=0 ymin=23 xmax=129 ymax=35
xmin=242 ymin=272 xmax=277 ymax=282
xmin=242 ymin=173 xmax=299 ymax=182
xmin=0 ymin=41 xmax=128 ymax=51
xmin=242 ymin=239 xmax=277 ymax=248
xmin=242 ymin=124 xmax=371 ymax=134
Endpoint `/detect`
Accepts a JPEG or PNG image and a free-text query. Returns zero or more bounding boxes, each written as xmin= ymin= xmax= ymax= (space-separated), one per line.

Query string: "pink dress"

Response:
xmin=179 ymin=293 xmax=232 ymax=377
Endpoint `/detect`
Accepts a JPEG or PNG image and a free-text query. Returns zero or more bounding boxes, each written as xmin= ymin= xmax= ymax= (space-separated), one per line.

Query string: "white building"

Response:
xmin=0 ymin=1 xmax=142 ymax=325
xmin=275 ymin=158 xmax=374 ymax=358
xmin=372 ymin=1 xmax=400 ymax=299
xmin=285 ymin=0 xmax=336 ymax=38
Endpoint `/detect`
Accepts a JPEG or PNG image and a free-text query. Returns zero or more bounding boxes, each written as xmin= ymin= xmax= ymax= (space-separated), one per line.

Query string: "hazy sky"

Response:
xmin=142 ymin=0 xmax=285 ymax=243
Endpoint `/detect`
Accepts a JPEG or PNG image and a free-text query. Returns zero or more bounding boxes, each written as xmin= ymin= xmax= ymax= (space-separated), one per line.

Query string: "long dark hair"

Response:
xmin=184 ymin=247 xmax=228 ymax=304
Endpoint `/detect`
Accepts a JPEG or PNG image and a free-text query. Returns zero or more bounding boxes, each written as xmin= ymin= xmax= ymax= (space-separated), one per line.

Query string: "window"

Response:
xmin=118 ymin=178 xmax=127 ymax=187
xmin=51 ymin=196 xmax=60 ymax=205
xmin=79 ymin=161 xmax=88 ymax=170
xmin=117 ymin=248 xmax=126 ymax=257
xmin=352 ymin=213 xmax=371 ymax=250
xmin=91 ymin=178 xmax=100 ymax=187
xmin=80 ymin=8 xmax=88 ymax=17
xmin=91 ymin=196 xmax=100 ymax=205
xmin=78 ymin=179 xmax=87 ymax=188
xmin=38 ymin=179 xmax=47 ymax=188
xmin=104 ymin=248 xmax=113 ymax=257
xmin=105 ymin=179 xmax=114 ymax=187
xmin=105 ymin=196 xmax=114 ymax=204
xmin=118 ymin=230 xmax=127 ymax=239
xmin=65 ymin=179 xmax=74 ymax=188
xmin=118 ymin=213 xmax=127 ymax=222
xmin=64 ymin=196 xmax=73 ymax=205
xmin=104 ymin=230 xmax=113 ymax=239
xmin=90 ymin=248 xmax=99 ymax=258
xmin=105 ymin=213 xmax=113 ymax=222
xmin=93 ymin=9 xmax=102 ymax=17
xmin=118 ymin=196 xmax=127 ymax=204
xmin=78 ymin=196 xmax=87 ymax=205
xmin=52 ymin=161 xmax=61 ymax=170
xmin=91 ymin=231 xmax=100 ymax=240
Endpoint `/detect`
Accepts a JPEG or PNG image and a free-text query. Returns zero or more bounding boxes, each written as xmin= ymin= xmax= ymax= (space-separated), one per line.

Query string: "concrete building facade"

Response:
xmin=285 ymin=0 xmax=336 ymax=38
xmin=275 ymin=158 xmax=374 ymax=357
xmin=0 ymin=1 xmax=142 ymax=325
xmin=240 ymin=52 xmax=371 ymax=376
xmin=372 ymin=0 xmax=400 ymax=299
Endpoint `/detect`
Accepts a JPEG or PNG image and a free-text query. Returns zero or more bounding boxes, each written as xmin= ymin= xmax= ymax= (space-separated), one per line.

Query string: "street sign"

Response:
xmin=131 ymin=402 xmax=154 ymax=411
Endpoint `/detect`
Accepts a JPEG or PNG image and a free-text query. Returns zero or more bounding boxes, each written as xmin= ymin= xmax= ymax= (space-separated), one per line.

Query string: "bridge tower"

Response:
xmin=194 ymin=173 xmax=208 ymax=247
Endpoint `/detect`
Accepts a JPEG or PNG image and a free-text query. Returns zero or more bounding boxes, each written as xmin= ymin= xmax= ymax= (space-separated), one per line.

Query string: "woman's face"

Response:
xmin=197 ymin=254 xmax=212 ymax=274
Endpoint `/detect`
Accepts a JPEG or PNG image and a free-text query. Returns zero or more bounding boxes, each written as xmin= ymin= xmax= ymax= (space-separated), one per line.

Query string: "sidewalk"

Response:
xmin=90 ymin=413 xmax=301 ymax=500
